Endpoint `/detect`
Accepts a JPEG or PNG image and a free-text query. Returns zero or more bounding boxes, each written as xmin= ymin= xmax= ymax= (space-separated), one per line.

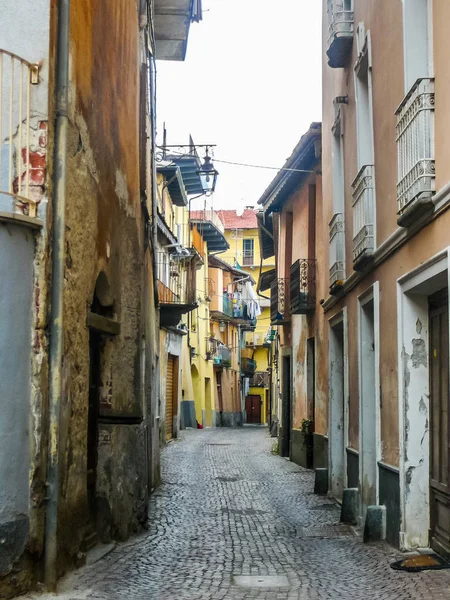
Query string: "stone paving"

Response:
xmin=26 ymin=427 xmax=450 ymax=599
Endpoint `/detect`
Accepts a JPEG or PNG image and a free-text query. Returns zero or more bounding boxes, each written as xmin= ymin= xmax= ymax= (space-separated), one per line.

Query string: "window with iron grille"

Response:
xmin=243 ymin=239 xmax=254 ymax=265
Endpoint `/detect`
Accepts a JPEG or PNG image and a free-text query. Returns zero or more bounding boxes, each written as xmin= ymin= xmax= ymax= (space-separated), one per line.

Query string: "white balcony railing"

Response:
xmin=0 ymin=49 xmax=40 ymax=218
xmin=327 ymin=0 xmax=354 ymax=46
xmin=396 ymin=78 xmax=435 ymax=216
xmin=329 ymin=212 xmax=345 ymax=288
xmin=352 ymin=165 xmax=374 ymax=264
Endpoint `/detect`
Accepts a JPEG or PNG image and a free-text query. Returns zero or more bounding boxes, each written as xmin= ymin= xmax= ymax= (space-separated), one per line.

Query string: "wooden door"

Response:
xmin=245 ymin=395 xmax=261 ymax=424
xmin=88 ymin=330 xmax=100 ymax=515
xmin=429 ymin=290 xmax=450 ymax=557
xmin=165 ymin=355 xmax=175 ymax=440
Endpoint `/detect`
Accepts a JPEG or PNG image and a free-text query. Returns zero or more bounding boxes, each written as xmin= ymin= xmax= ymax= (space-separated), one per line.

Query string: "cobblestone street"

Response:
xmin=28 ymin=427 xmax=450 ymax=600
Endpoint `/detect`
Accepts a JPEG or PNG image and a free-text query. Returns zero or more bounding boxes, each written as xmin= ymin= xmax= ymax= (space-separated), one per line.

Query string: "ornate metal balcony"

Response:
xmin=270 ymin=278 xmax=291 ymax=325
xmin=208 ymin=339 xmax=231 ymax=368
xmin=329 ymin=213 xmax=345 ymax=293
xmin=396 ymin=78 xmax=435 ymax=227
xmin=249 ymin=371 xmax=270 ymax=387
xmin=290 ymin=259 xmax=316 ymax=314
xmin=326 ymin=0 xmax=354 ymax=68
xmin=352 ymin=165 xmax=374 ymax=270
xmin=156 ymin=253 xmax=197 ymax=326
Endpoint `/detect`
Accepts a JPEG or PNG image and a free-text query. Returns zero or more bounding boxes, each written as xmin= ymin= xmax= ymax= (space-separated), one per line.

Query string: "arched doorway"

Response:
xmin=87 ymin=271 xmax=116 ymax=548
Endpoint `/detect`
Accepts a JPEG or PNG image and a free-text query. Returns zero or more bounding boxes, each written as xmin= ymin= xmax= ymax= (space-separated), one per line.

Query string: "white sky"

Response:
xmin=156 ymin=0 xmax=323 ymax=210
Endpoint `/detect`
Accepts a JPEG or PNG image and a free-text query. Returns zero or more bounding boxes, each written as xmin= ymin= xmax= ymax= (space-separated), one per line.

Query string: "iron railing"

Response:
xmin=208 ymin=339 xmax=232 ymax=368
xmin=352 ymin=164 xmax=374 ymax=265
xmin=290 ymin=259 xmax=316 ymax=314
xmin=329 ymin=213 xmax=345 ymax=290
xmin=0 ymin=49 xmax=40 ymax=218
xmin=270 ymin=278 xmax=290 ymax=325
xmin=396 ymin=78 xmax=435 ymax=217
xmin=156 ymin=252 xmax=196 ymax=305
xmin=242 ymin=248 xmax=254 ymax=266
xmin=249 ymin=371 xmax=270 ymax=387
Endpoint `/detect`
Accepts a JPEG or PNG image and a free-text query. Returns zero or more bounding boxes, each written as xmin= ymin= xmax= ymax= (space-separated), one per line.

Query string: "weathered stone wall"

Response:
xmin=53 ymin=0 xmax=148 ymax=572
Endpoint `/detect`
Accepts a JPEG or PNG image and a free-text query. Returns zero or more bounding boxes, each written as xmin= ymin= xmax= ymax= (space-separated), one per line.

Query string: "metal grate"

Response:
xmin=352 ymin=164 xmax=374 ymax=263
xmin=329 ymin=212 xmax=345 ymax=288
xmin=290 ymin=259 xmax=316 ymax=314
xmin=270 ymin=278 xmax=290 ymax=325
xmin=396 ymin=78 xmax=435 ymax=216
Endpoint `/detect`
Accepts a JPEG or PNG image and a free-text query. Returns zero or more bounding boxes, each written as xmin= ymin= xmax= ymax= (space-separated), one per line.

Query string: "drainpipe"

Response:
xmin=45 ymin=0 xmax=70 ymax=590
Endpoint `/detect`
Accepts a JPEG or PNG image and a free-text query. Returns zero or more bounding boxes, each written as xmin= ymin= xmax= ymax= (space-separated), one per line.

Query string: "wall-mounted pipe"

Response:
xmin=45 ymin=0 xmax=70 ymax=590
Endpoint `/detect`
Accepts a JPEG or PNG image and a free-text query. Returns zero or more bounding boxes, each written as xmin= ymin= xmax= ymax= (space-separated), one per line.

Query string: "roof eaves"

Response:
xmin=257 ymin=123 xmax=321 ymax=213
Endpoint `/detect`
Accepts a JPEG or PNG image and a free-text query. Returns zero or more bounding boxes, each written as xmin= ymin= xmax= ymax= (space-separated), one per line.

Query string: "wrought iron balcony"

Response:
xmin=0 ymin=49 xmax=41 ymax=224
xmin=290 ymin=259 xmax=316 ymax=314
xmin=156 ymin=252 xmax=197 ymax=326
xmin=270 ymin=278 xmax=291 ymax=325
xmin=396 ymin=78 xmax=435 ymax=227
xmin=352 ymin=165 xmax=374 ymax=271
xmin=326 ymin=0 xmax=354 ymax=68
xmin=329 ymin=213 xmax=345 ymax=294
xmin=249 ymin=371 xmax=270 ymax=387
xmin=241 ymin=357 xmax=257 ymax=378
xmin=208 ymin=339 xmax=232 ymax=368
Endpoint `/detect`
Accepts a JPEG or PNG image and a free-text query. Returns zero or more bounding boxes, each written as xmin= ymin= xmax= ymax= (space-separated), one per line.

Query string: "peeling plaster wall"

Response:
xmin=52 ymin=0 xmax=148 ymax=572
xmin=398 ymin=288 xmax=430 ymax=548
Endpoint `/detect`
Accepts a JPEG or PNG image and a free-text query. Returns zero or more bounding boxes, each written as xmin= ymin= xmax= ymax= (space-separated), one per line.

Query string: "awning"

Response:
xmin=258 ymin=268 xmax=276 ymax=293
xmin=165 ymin=155 xmax=205 ymax=195
xmin=256 ymin=212 xmax=274 ymax=260
xmin=154 ymin=0 xmax=203 ymax=61
xmin=157 ymin=165 xmax=188 ymax=207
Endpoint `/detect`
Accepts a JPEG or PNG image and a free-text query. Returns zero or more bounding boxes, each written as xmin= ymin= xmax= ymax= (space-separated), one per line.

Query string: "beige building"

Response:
xmin=322 ymin=0 xmax=450 ymax=553
xmin=257 ymin=125 xmax=325 ymax=467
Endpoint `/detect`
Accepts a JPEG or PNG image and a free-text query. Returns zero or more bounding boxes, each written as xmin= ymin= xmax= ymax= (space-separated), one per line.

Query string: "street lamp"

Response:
xmin=219 ymin=321 xmax=226 ymax=333
xmin=197 ymin=148 xmax=219 ymax=194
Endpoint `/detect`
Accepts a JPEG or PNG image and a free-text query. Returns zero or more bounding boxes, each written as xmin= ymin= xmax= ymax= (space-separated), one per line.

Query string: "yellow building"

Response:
xmin=217 ymin=209 xmax=276 ymax=424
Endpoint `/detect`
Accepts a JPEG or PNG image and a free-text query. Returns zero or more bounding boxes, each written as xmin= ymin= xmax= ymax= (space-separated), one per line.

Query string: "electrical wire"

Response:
xmin=157 ymin=146 xmax=316 ymax=174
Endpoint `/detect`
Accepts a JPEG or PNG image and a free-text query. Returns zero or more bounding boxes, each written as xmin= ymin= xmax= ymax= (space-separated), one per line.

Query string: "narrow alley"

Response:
xmin=27 ymin=428 xmax=450 ymax=600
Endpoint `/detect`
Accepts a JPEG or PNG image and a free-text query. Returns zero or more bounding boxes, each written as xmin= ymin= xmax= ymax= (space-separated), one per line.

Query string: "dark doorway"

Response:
xmin=86 ymin=272 xmax=115 ymax=550
xmin=216 ymin=371 xmax=223 ymax=425
xmin=245 ymin=394 xmax=261 ymax=424
xmin=429 ymin=289 xmax=450 ymax=557
xmin=280 ymin=355 xmax=291 ymax=457
xmin=307 ymin=337 xmax=316 ymax=426
xmin=87 ymin=329 xmax=101 ymax=549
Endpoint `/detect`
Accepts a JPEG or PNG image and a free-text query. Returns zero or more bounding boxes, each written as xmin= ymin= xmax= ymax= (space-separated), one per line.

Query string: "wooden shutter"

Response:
xmin=165 ymin=356 xmax=175 ymax=440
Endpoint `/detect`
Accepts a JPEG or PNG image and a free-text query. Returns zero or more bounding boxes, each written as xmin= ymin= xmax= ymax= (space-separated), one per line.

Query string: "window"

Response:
xmin=402 ymin=0 xmax=432 ymax=93
xmin=243 ymin=239 xmax=254 ymax=265
xmin=354 ymin=31 xmax=374 ymax=170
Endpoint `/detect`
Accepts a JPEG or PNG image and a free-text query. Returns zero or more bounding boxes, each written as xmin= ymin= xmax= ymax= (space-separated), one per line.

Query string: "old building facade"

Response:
xmin=257 ymin=125 xmax=326 ymax=466
xmin=323 ymin=0 xmax=450 ymax=552
xmin=0 ymin=0 xmax=202 ymax=596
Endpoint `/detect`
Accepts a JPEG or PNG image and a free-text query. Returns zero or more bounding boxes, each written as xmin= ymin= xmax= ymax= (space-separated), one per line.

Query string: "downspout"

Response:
xmin=150 ymin=55 xmax=159 ymax=306
xmin=45 ymin=0 xmax=70 ymax=590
